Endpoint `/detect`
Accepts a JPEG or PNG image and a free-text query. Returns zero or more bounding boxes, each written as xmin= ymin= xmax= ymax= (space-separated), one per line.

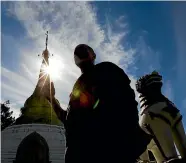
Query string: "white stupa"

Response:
xmin=1 ymin=32 xmax=66 ymax=163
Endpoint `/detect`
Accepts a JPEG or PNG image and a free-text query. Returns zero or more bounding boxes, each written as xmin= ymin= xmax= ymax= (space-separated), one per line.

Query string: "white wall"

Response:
xmin=1 ymin=124 xmax=66 ymax=163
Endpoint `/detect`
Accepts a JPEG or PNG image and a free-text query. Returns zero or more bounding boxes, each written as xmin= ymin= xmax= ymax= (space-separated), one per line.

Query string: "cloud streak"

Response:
xmin=135 ymin=35 xmax=161 ymax=74
xmin=163 ymin=80 xmax=174 ymax=101
xmin=115 ymin=16 xmax=127 ymax=28
xmin=1 ymin=2 xmax=159 ymax=117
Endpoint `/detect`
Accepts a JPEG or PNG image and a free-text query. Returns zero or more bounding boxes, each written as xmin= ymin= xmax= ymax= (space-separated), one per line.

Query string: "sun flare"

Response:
xmin=43 ymin=58 xmax=64 ymax=81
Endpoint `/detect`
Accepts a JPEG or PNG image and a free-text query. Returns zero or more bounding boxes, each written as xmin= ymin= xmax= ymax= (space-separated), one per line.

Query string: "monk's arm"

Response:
xmin=51 ymin=97 xmax=67 ymax=124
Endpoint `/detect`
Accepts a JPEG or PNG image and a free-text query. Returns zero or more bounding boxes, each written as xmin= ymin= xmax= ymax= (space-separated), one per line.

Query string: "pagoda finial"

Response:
xmin=38 ymin=31 xmax=51 ymax=57
xmin=45 ymin=31 xmax=48 ymax=50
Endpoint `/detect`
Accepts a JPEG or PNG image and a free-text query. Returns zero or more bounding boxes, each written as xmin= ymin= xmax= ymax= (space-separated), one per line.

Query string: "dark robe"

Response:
xmin=56 ymin=62 xmax=151 ymax=163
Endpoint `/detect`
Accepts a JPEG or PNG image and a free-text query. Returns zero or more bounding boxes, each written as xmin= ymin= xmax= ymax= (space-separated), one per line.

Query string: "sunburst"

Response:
xmin=40 ymin=57 xmax=64 ymax=81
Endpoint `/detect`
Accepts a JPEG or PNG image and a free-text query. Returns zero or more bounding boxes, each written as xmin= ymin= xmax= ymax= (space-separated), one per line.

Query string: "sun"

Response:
xmin=44 ymin=58 xmax=64 ymax=81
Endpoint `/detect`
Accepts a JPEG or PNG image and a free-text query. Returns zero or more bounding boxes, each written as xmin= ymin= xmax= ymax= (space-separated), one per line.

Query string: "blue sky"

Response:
xmin=1 ymin=2 xmax=186 ymax=127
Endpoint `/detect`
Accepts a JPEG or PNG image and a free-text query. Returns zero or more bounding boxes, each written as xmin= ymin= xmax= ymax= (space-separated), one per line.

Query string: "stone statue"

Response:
xmin=136 ymin=71 xmax=186 ymax=163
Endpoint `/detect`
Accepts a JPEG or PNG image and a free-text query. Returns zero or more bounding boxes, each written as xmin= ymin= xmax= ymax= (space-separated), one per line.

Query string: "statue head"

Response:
xmin=136 ymin=71 xmax=163 ymax=95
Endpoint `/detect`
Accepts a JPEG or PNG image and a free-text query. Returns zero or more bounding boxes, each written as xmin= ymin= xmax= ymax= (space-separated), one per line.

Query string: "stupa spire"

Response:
xmin=34 ymin=31 xmax=51 ymax=97
xmin=45 ymin=31 xmax=48 ymax=50
xmin=14 ymin=31 xmax=62 ymax=125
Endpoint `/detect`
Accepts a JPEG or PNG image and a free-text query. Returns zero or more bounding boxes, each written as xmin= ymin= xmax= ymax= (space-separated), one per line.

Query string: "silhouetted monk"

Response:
xmin=51 ymin=44 xmax=151 ymax=163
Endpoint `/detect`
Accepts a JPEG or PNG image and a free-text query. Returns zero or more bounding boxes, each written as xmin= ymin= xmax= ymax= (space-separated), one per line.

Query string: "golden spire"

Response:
xmin=35 ymin=31 xmax=51 ymax=96
xmin=42 ymin=31 xmax=49 ymax=65
xmin=15 ymin=31 xmax=62 ymax=126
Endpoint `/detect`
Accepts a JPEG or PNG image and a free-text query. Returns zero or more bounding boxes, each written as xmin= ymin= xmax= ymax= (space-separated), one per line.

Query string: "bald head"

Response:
xmin=74 ymin=44 xmax=96 ymax=72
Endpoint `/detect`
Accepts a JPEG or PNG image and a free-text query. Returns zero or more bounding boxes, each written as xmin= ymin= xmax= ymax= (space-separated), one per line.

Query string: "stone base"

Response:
xmin=1 ymin=124 xmax=66 ymax=163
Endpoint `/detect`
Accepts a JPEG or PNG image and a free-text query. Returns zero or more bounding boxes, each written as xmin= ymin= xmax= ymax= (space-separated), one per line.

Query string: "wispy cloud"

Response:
xmin=163 ymin=80 xmax=174 ymax=101
xmin=135 ymin=35 xmax=161 ymax=74
xmin=1 ymin=67 xmax=34 ymax=105
xmin=2 ymin=2 xmax=159 ymax=118
xmin=115 ymin=15 xmax=127 ymax=28
xmin=2 ymin=2 xmax=138 ymax=117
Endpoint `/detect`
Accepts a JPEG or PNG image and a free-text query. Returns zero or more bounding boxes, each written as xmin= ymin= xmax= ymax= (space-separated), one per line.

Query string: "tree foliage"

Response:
xmin=1 ymin=100 xmax=15 ymax=131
